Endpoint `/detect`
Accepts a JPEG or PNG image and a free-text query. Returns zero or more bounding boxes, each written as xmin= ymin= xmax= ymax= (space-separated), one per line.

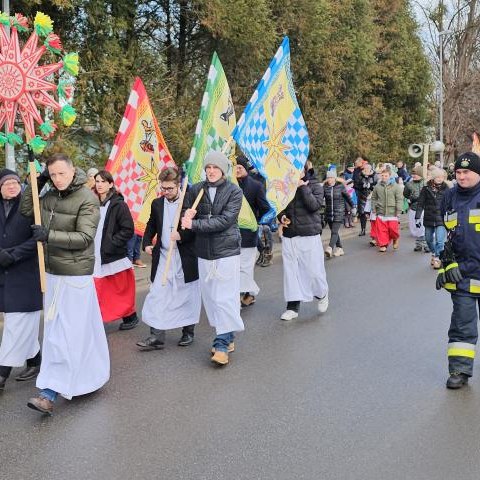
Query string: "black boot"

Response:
xmin=178 ymin=325 xmax=195 ymax=346
xmin=119 ymin=312 xmax=139 ymax=330
xmin=16 ymin=351 xmax=41 ymax=381
xmin=0 ymin=365 xmax=12 ymax=391
xmin=136 ymin=328 xmax=165 ymax=350
xmin=256 ymin=251 xmax=264 ymax=266
xmin=261 ymin=249 xmax=273 ymax=267
xmin=358 ymin=229 xmax=366 ymax=237
xmin=446 ymin=373 xmax=469 ymax=389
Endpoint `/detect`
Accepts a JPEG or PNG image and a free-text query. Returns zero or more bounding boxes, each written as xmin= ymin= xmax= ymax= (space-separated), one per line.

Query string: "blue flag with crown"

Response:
xmin=232 ymin=36 xmax=310 ymax=222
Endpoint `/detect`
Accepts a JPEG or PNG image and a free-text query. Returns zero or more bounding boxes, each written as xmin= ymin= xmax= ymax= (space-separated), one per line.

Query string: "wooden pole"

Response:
xmin=180 ymin=188 xmax=204 ymax=233
xmin=161 ymin=176 xmax=189 ymax=286
xmin=28 ymin=153 xmax=46 ymax=293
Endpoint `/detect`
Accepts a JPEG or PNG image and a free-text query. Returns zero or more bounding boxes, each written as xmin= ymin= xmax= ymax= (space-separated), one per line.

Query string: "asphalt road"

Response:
xmin=2 ymin=228 xmax=480 ymax=480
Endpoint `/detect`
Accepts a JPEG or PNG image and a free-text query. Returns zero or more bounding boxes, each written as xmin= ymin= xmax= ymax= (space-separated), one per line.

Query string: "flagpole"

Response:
xmin=161 ymin=176 xmax=189 ymax=286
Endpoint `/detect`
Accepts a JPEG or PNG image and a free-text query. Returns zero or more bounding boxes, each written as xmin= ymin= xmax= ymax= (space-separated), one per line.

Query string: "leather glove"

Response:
xmin=0 ymin=250 xmax=14 ymax=268
xmin=445 ymin=262 xmax=463 ymax=284
xmin=415 ymin=221 xmax=422 ymax=229
xmin=31 ymin=224 xmax=49 ymax=242
xmin=436 ymin=268 xmax=446 ymax=290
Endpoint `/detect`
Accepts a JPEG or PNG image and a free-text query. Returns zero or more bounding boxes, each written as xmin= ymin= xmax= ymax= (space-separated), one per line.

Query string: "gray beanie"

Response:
xmin=203 ymin=151 xmax=229 ymax=175
xmin=326 ymin=170 xmax=337 ymax=179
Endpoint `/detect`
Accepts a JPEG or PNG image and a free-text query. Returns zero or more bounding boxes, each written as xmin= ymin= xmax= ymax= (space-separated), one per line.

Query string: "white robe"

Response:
xmin=36 ymin=273 xmax=110 ymax=399
xmin=239 ymin=247 xmax=260 ymax=295
xmin=282 ymin=235 xmax=329 ymax=303
xmin=142 ymin=198 xmax=201 ymax=330
xmin=407 ymin=209 xmax=425 ymax=238
xmin=0 ymin=311 xmax=41 ymax=367
xmin=199 ymin=256 xmax=244 ymax=335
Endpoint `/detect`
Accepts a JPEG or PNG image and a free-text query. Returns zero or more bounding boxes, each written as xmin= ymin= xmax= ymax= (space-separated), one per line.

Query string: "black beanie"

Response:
xmin=0 ymin=169 xmax=21 ymax=188
xmin=236 ymin=155 xmax=251 ymax=171
xmin=455 ymin=152 xmax=480 ymax=176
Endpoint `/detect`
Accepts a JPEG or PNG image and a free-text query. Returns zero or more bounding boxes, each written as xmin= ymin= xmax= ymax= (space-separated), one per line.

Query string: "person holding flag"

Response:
xmin=235 ymin=155 xmax=271 ymax=307
xmin=278 ymin=163 xmax=329 ymax=321
xmin=20 ymin=153 xmax=110 ymax=415
xmin=181 ymin=152 xmax=244 ymax=366
xmin=137 ymin=167 xmax=200 ymax=350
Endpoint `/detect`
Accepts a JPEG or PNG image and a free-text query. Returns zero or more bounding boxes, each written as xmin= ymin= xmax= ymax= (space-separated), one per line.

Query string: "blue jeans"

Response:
xmin=40 ymin=388 xmax=58 ymax=402
xmin=127 ymin=234 xmax=142 ymax=261
xmin=425 ymin=226 xmax=446 ymax=258
xmin=213 ymin=332 xmax=235 ymax=352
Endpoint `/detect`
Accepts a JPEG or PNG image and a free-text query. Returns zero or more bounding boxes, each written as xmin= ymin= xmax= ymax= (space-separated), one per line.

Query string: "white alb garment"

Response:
xmin=142 ymin=198 xmax=201 ymax=330
xmin=282 ymin=235 xmax=329 ymax=303
xmin=36 ymin=273 xmax=110 ymax=399
xmin=239 ymin=247 xmax=260 ymax=295
xmin=199 ymin=256 xmax=244 ymax=335
xmin=0 ymin=311 xmax=41 ymax=367
xmin=408 ymin=209 xmax=425 ymax=238
xmin=93 ymin=201 xmax=132 ymax=278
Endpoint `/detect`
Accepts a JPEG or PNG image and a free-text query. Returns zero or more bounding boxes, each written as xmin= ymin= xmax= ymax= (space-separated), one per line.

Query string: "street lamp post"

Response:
xmin=439 ymin=30 xmax=452 ymax=168
xmin=2 ymin=0 xmax=15 ymax=171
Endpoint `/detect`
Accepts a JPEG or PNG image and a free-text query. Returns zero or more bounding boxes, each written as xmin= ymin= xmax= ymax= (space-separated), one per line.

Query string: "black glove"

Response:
xmin=439 ymin=240 xmax=464 ymax=285
xmin=37 ymin=168 xmax=50 ymax=190
xmin=31 ymin=224 xmax=49 ymax=242
xmin=415 ymin=220 xmax=422 ymax=229
xmin=0 ymin=250 xmax=15 ymax=268
xmin=436 ymin=268 xmax=446 ymax=290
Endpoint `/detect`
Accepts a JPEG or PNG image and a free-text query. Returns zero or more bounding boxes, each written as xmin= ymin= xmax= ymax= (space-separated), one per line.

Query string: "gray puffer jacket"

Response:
xmin=20 ymin=168 xmax=100 ymax=276
xmin=185 ymin=179 xmax=242 ymax=260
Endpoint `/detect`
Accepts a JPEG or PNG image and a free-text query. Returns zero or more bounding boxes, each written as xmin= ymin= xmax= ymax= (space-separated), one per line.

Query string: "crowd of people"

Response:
xmin=0 ymin=149 xmax=479 ymax=416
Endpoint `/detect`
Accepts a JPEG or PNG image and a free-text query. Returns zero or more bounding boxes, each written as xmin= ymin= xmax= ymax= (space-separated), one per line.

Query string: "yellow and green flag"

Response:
xmin=187 ymin=52 xmax=257 ymax=231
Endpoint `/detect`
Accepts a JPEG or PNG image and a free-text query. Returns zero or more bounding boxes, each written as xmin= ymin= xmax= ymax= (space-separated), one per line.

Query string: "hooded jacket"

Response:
xmin=20 ymin=168 xmax=100 ymax=276
xmin=415 ymin=180 xmax=449 ymax=227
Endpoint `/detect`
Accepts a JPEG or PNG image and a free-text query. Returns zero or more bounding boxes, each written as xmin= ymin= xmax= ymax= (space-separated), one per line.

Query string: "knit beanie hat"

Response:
xmin=0 ymin=169 xmax=21 ymax=188
xmin=412 ymin=165 xmax=423 ymax=178
xmin=430 ymin=167 xmax=446 ymax=180
xmin=236 ymin=155 xmax=251 ymax=172
xmin=326 ymin=170 xmax=337 ymax=179
xmin=455 ymin=152 xmax=480 ymax=176
xmin=203 ymin=151 xmax=229 ymax=175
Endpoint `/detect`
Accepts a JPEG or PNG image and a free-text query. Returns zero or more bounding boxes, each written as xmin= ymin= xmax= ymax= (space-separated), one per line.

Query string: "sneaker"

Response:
xmin=433 ymin=258 xmax=442 ymax=270
xmin=280 ymin=309 xmax=299 ymax=321
xmin=15 ymin=366 xmax=40 ymax=382
xmin=317 ymin=294 xmax=329 ymax=313
xmin=325 ymin=246 xmax=333 ymax=258
xmin=136 ymin=335 xmax=165 ymax=350
xmin=379 ymin=246 xmax=387 ymax=252
xmin=333 ymin=247 xmax=344 ymax=257
xmin=423 ymin=246 xmax=430 ymax=253
xmin=446 ymin=373 xmax=469 ymax=389
xmin=177 ymin=333 xmax=194 ymax=347
xmin=241 ymin=293 xmax=256 ymax=307
xmin=261 ymin=251 xmax=273 ymax=267
xmin=211 ymin=350 xmax=229 ymax=366
xmin=27 ymin=395 xmax=54 ymax=415
xmin=256 ymin=253 xmax=264 ymax=266
xmin=392 ymin=239 xmax=399 ymax=250
xmin=119 ymin=313 xmax=139 ymax=330
xmin=211 ymin=343 xmax=235 ymax=355
xmin=413 ymin=244 xmax=422 ymax=252
xmin=133 ymin=259 xmax=146 ymax=268
xmin=369 ymin=239 xmax=377 ymax=247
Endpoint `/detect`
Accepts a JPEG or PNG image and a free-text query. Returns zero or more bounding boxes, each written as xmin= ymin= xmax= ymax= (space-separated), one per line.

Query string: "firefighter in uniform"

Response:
xmin=437 ymin=152 xmax=480 ymax=389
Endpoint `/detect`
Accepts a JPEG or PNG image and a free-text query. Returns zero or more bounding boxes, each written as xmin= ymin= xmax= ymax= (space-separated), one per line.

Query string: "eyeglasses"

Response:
xmin=160 ymin=186 xmax=177 ymax=192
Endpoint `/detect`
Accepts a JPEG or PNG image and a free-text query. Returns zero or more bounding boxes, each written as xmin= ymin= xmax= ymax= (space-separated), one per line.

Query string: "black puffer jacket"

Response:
xmin=99 ymin=191 xmax=134 ymax=265
xmin=278 ymin=173 xmax=324 ymax=238
xmin=238 ymin=174 xmax=271 ymax=248
xmin=185 ymin=180 xmax=242 ymax=260
xmin=415 ymin=181 xmax=450 ymax=227
xmin=356 ymin=173 xmax=376 ymax=213
xmin=323 ymin=181 xmax=354 ymax=222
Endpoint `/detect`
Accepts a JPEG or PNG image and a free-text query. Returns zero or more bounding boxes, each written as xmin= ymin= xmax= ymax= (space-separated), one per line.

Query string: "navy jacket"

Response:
xmin=238 ymin=175 xmax=271 ymax=248
xmin=441 ymin=181 xmax=480 ymax=296
xmin=0 ymin=194 xmax=42 ymax=312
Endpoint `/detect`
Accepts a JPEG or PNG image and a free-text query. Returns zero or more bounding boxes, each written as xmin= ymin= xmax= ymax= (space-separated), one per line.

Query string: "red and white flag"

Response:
xmin=105 ymin=77 xmax=175 ymax=235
